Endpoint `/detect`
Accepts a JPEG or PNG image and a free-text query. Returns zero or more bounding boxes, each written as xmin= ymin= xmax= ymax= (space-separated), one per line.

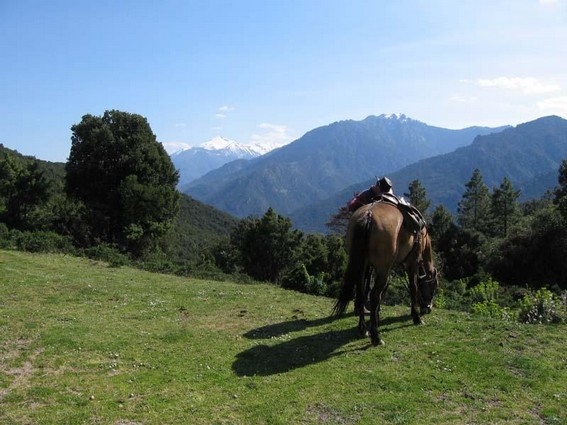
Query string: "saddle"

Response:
xmin=373 ymin=193 xmax=427 ymax=234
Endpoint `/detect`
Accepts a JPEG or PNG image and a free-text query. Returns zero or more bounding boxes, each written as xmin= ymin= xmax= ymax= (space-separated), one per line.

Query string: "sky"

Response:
xmin=1 ymin=0 xmax=566 ymax=163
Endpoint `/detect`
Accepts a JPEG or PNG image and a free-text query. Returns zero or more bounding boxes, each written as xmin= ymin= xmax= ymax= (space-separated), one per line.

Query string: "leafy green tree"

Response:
xmin=490 ymin=177 xmax=521 ymax=237
xmin=429 ymin=204 xmax=454 ymax=248
xmin=300 ymin=233 xmax=329 ymax=277
xmin=326 ymin=204 xmax=350 ymax=235
xmin=286 ymin=233 xmax=347 ymax=295
xmin=230 ymin=208 xmax=302 ymax=283
xmin=65 ymin=110 xmax=179 ymax=256
xmin=323 ymin=234 xmax=347 ymax=288
xmin=0 ymin=155 xmax=50 ymax=230
xmin=488 ymin=203 xmax=567 ymax=289
xmin=403 ymin=179 xmax=431 ymax=215
xmin=436 ymin=224 xmax=487 ymax=281
xmin=457 ymin=169 xmax=492 ymax=234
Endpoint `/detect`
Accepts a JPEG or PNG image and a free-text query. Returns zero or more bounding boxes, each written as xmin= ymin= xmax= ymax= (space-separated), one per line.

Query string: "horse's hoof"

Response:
xmin=371 ymin=336 xmax=384 ymax=346
xmin=413 ymin=318 xmax=424 ymax=325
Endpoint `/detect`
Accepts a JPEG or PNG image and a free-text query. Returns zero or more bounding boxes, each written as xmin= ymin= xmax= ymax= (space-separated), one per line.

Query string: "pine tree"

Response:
xmin=490 ymin=177 xmax=521 ymax=237
xmin=457 ymin=169 xmax=492 ymax=234
xmin=403 ymin=179 xmax=431 ymax=215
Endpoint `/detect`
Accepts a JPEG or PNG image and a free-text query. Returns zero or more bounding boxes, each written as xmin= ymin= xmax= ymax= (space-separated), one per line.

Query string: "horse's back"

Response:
xmin=348 ymin=202 xmax=416 ymax=269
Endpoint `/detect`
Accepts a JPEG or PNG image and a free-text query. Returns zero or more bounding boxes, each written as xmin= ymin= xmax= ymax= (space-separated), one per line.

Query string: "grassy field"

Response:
xmin=0 ymin=250 xmax=566 ymax=425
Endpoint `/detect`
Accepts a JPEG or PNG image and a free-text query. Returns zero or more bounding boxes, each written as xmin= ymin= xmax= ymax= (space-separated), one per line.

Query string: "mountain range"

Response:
xmin=291 ymin=116 xmax=567 ymax=232
xmin=177 ymin=114 xmax=567 ymax=233
xmin=181 ymin=114 xmax=507 ymax=220
xmin=170 ymin=136 xmax=283 ymax=187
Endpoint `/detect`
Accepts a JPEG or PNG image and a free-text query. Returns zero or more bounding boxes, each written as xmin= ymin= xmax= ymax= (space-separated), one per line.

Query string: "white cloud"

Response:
xmin=249 ymin=123 xmax=294 ymax=148
xmin=218 ymin=105 xmax=235 ymax=112
xmin=216 ymin=105 xmax=235 ymax=119
xmin=537 ymin=96 xmax=567 ymax=116
xmin=475 ymin=77 xmax=560 ymax=95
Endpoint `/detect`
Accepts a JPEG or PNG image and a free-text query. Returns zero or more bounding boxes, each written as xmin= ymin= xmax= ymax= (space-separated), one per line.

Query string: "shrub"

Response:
xmin=12 ymin=230 xmax=74 ymax=254
xmin=281 ymin=264 xmax=328 ymax=296
xmin=435 ymin=279 xmax=468 ymax=310
xmin=82 ymin=244 xmax=131 ymax=267
xmin=469 ymin=277 xmax=500 ymax=304
xmin=518 ymin=288 xmax=566 ymax=324
xmin=384 ymin=274 xmax=410 ymax=306
xmin=0 ymin=222 xmax=11 ymax=248
xmin=471 ymin=300 xmax=512 ymax=320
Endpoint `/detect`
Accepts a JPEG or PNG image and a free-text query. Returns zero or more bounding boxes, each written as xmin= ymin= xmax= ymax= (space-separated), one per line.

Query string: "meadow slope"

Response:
xmin=0 ymin=250 xmax=566 ymax=424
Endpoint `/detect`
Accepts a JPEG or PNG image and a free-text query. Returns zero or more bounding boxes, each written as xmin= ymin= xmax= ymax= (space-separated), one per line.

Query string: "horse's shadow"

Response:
xmin=232 ymin=312 xmax=413 ymax=377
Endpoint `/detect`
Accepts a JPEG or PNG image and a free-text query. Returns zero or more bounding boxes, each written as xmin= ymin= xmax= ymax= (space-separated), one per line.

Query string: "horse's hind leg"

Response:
xmin=368 ymin=274 xmax=387 ymax=346
xmin=355 ymin=267 xmax=368 ymax=337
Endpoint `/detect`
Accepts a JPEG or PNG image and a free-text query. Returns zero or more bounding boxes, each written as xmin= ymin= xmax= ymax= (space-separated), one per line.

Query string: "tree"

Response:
xmin=0 ymin=155 xmax=50 ymax=230
xmin=403 ymin=179 xmax=431 ymax=215
xmin=553 ymin=159 xmax=567 ymax=220
xmin=457 ymin=169 xmax=492 ymax=234
xmin=326 ymin=204 xmax=350 ymax=235
xmin=65 ymin=110 xmax=179 ymax=256
xmin=490 ymin=177 xmax=521 ymax=237
xmin=429 ymin=204 xmax=454 ymax=245
xmin=230 ymin=208 xmax=302 ymax=283
xmin=488 ymin=203 xmax=567 ymax=289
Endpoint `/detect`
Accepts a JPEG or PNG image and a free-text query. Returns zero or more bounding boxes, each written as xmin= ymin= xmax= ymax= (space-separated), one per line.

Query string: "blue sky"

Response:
xmin=1 ymin=0 xmax=566 ymax=162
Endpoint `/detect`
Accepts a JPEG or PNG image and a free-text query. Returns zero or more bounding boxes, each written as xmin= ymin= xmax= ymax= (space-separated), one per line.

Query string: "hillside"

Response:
xmin=292 ymin=116 xmax=567 ymax=232
xmin=183 ymin=114 xmax=505 ymax=218
xmin=1 ymin=250 xmax=566 ymax=424
xmin=168 ymin=193 xmax=239 ymax=262
xmin=0 ymin=143 xmax=66 ymax=193
xmin=0 ymin=144 xmax=238 ymax=261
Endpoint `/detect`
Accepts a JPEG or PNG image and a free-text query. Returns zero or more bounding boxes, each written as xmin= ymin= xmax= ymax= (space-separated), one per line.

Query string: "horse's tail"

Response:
xmin=333 ymin=213 xmax=371 ymax=316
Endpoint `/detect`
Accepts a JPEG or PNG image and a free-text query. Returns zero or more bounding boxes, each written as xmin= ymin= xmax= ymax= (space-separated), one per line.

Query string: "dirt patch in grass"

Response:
xmin=0 ymin=338 xmax=43 ymax=400
xmin=304 ymin=403 xmax=359 ymax=425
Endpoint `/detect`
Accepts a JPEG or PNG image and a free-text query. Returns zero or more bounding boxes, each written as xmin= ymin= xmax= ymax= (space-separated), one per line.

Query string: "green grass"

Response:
xmin=1 ymin=250 xmax=566 ymax=425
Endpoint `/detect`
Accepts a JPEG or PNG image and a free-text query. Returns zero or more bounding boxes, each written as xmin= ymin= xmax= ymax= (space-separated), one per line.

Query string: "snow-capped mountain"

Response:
xmin=171 ymin=136 xmax=278 ymax=187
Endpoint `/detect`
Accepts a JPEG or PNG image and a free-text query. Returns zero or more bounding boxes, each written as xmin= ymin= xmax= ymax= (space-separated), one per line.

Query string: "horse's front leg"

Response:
xmin=408 ymin=273 xmax=424 ymax=325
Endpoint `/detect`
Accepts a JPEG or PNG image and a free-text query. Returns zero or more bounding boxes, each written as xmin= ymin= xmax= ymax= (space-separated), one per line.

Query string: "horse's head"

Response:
xmin=417 ymin=267 xmax=439 ymax=315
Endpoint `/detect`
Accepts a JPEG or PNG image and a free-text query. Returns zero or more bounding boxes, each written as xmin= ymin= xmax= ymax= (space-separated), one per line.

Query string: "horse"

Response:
xmin=333 ymin=201 xmax=439 ymax=346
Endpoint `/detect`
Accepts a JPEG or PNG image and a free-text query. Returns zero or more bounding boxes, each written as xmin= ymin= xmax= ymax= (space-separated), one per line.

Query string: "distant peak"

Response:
xmin=378 ymin=113 xmax=409 ymax=121
xmin=201 ymin=136 xmax=238 ymax=150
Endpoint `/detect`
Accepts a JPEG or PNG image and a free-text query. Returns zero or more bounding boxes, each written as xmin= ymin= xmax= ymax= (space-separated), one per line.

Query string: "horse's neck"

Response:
xmin=420 ymin=234 xmax=435 ymax=273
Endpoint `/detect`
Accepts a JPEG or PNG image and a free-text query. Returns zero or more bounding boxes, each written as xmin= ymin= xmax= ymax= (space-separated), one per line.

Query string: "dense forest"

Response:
xmin=1 ymin=110 xmax=567 ymax=324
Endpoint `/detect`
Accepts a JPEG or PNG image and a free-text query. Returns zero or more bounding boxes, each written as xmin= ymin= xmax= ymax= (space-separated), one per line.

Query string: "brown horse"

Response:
xmin=333 ymin=201 xmax=439 ymax=346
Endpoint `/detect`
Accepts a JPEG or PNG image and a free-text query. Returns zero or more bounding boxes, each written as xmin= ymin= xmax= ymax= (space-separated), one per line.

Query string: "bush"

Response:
xmin=12 ymin=230 xmax=74 ymax=254
xmin=384 ymin=273 xmax=410 ymax=306
xmin=281 ymin=264 xmax=328 ymax=296
xmin=471 ymin=300 xmax=512 ymax=320
xmin=518 ymin=288 xmax=566 ymax=324
xmin=435 ymin=279 xmax=468 ymax=310
xmin=82 ymin=244 xmax=131 ymax=267
xmin=469 ymin=277 xmax=500 ymax=304
xmin=0 ymin=222 xmax=11 ymax=249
